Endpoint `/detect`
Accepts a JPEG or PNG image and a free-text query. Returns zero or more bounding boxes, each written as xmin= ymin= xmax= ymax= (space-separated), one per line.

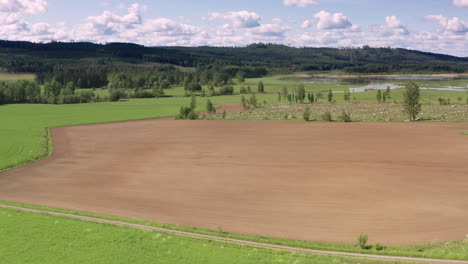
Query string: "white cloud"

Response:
xmin=0 ymin=0 xmax=47 ymax=24
xmin=314 ymin=10 xmax=352 ymax=30
xmin=453 ymin=0 xmax=468 ymax=8
xmin=385 ymin=16 xmax=403 ymax=28
xmin=248 ymin=23 xmax=289 ymax=37
xmin=283 ymin=0 xmax=318 ymax=8
xmin=426 ymin=14 xmax=467 ymax=34
xmin=208 ymin=11 xmax=260 ymax=28
xmin=0 ymin=0 xmax=47 ymax=14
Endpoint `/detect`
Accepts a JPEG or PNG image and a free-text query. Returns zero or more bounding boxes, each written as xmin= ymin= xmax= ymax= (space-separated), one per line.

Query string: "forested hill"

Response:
xmin=0 ymin=40 xmax=467 ymax=74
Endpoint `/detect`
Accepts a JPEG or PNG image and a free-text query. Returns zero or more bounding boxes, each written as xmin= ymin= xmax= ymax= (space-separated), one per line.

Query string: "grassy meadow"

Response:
xmin=2 ymin=207 xmax=407 ymax=264
xmin=1 ymin=201 xmax=468 ymax=261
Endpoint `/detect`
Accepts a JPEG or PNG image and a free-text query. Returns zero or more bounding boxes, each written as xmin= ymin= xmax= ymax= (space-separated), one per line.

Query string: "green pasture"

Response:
xmin=1 ymin=201 xmax=467 ymax=262
xmin=1 ymin=207 xmax=402 ymax=264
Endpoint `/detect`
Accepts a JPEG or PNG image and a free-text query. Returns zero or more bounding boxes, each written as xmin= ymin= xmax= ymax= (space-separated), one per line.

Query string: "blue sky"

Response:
xmin=1 ymin=0 xmax=467 ymax=56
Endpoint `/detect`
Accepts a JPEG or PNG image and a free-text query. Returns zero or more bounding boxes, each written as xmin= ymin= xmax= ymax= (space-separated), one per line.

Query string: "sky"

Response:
xmin=0 ymin=0 xmax=467 ymax=56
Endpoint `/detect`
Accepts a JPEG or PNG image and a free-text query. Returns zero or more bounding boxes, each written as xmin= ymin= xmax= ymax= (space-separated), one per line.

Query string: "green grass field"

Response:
xmin=1 ymin=201 xmax=468 ymax=262
xmin=2 ymin=207 xmax=406 ymax=264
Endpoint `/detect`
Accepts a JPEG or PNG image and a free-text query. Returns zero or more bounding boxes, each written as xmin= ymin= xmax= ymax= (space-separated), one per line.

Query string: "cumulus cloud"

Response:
xmin=426 ymin=14 xmax=467 ymax=34
xmin=0 ymin=0 xmax=47 ymax=14
xmin=382 ymin=15 xmax=409 ymax=35
xmin=208 ymin=11 xmax=260 ymax=28
xmin=453 ymin=0 xmax=468 ymax=8
xmin=314 ymin=10 xmax=352 ymax=30
xmin=81 ymin=3 xmax=145 ymax=36
xmin=248 ymin=23 xmax=289 ymax=37
xmin=0 ymin=0 xmax=48 ymax=24
xmin=283 ymin=0 xmax=318 ymax=8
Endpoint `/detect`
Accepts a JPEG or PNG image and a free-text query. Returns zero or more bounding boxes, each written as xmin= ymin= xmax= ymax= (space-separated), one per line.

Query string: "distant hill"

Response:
xmin=0 ymin=40 xmax=467 ymax=74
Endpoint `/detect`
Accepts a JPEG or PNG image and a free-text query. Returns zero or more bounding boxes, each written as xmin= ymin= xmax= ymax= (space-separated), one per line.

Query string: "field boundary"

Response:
xmin=0 ymin=127 xmax=54 ymax=173
xmin=0 ymin=203 xmax=467 ymax=264
xmin=0 ymin=201 xmax=467 ymax=263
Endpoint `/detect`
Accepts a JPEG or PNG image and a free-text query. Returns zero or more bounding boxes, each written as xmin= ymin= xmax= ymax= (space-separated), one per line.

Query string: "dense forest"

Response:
xmin=1 ymin=40 xmax=467 ymax=75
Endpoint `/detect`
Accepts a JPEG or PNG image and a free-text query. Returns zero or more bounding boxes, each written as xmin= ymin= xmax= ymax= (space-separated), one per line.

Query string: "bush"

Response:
xmin=374 ymin=242 xmax=384 ymax=251
xmin=79 ymin=91 xmax=95 ymax=103
xmin=327 ymin=89 xmax=333 ymax=103
xmin=241 ymin=96 xmax=248 ymax=109
xmin=176 ymin=96 xmax=198 ymax=120
xmin=110 ymin=89 xmax=126 ymax=102
xmin=249 ymin=94 xmax=258 ymax=108
xmin=321 ymin=111 xmax=332 ymax=122
xmin=340 ymin=110 xmax=352 ymax=122
xmin=296 ymin=84 xmax=306 ymax=103
xmin=219 ymin=86 xmax=234 ymax=95
xmin=303 ymin=106 xmax=311 ymax=121
xmin=206 ymin=99 xmax=215 ymax=113
xmin=357 ymin=233 xmax=368 ymax=249
xmin=258 ymin=81 xmax=264 ymax=93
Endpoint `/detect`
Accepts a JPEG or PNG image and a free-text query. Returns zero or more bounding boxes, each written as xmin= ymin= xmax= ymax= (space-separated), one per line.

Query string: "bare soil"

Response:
xmin=1 ymin=120 xmax=467 ymax=245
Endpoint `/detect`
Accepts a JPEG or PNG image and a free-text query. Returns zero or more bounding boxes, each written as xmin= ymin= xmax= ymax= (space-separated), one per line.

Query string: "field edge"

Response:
xmin=0 ymin=200 xmax=466 ymax=261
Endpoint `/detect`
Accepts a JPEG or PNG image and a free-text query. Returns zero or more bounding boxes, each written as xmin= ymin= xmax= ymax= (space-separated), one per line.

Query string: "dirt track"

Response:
xmin=1 ymin=120 xmax=467 ymax=245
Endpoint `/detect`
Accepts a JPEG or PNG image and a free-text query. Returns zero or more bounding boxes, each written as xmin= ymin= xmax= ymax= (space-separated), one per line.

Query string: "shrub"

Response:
xmin=343 ymin=90 xmax=350 ymax=102
xmin=340 ymin=110 xmax=352 ymax=122
xmin=219 ymin=86 xmax=234 ymax=95
xmin=79 ymin=91 xmax=95 ymax=103
xmin=110 ymin=89 xmax=126 ymax=102
xmin=321 ymin=111 xmax=332 ymax=122
xmin=258 ymin=81 xmax=264 ymax=93
xmin=249 ymin=94 xmax=258 ymax=108
xmin=376 ymin=90 xmax=382 ymax=103
xmin=374 ymin=242 xmax=384 ymax=251
xmin=327 ymin=89 xmax=333 ymax=103
xmin=357 ymin=233 xmax=368 ymax=249
xmin=222 ymin=110 xmax=227 ymax=119
xmin=296 ymin=84 xmax=306 ymax=103
xmin=241 ymin=96 xmax=248 ymax=109
xmin=240 ymin=86 xmax=247 ymax=94
xmin=206 ymin=99 xmax=215 ymax=113
xmin=176 ymin=96 xmax=198 ymax=120
xmin=303 ymin=106 xmax=311 ymax=121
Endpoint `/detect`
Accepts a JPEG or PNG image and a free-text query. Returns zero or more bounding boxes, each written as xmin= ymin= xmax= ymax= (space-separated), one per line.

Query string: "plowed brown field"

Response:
xmin=1 ymin=120 xmax=467 ymax=245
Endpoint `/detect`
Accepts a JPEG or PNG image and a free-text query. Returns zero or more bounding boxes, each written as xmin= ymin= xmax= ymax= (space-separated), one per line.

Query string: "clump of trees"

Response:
xmin=403 ymin=81 xmax=421 ymax=121
xmin=176 ymin=97 xmax=198 ymax=120
xmin=0 ymin=80 xmax=101 ymax=105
